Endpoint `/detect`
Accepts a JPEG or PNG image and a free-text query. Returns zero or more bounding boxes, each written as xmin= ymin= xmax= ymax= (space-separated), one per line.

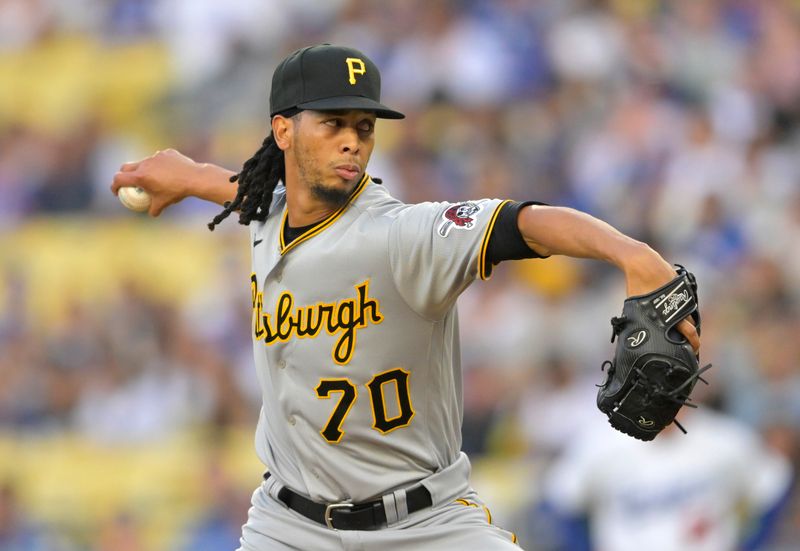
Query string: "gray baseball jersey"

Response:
xmin=249 ymin=173 xmax=508 ymax=504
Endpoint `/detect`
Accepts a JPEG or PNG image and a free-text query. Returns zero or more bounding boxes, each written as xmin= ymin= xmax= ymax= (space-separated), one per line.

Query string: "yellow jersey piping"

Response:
xmin=478 ymin=200 xmax=511 ymax=280
xmin=279 ymin=173 xmax=370 ymax=255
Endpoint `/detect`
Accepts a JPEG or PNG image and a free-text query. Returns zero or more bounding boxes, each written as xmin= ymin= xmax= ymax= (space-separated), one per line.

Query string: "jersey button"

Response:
xmin=288 ymin=416 xmax=296 ymax=426
xmin=277 ymin=360 xmax=286 ymax=369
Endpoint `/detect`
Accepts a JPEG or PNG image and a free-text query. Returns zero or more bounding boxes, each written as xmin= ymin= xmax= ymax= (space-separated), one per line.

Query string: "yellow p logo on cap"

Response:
xmin=345 ymin=57 xmax=366 ymax=85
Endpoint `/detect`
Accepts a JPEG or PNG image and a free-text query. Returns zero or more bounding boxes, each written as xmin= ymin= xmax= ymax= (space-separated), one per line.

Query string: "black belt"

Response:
xmin=265 ymin=472 xmax=432 ymax=530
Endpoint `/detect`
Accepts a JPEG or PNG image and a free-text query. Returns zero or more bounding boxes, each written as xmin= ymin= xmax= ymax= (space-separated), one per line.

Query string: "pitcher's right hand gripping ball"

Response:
xmin=597 ymin=266 xmax=712 ymax=441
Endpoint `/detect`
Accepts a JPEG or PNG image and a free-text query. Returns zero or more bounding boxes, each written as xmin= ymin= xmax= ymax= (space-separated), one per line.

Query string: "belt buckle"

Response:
xmin=324 ymin=502 xmax=354 ymax=529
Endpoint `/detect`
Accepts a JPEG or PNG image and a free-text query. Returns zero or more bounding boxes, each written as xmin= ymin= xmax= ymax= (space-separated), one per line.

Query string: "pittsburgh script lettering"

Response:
xmin=251 ymin=275 xmax=383 ymax=365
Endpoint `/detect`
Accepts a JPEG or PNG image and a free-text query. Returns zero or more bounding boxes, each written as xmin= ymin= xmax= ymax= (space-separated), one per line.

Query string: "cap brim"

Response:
xmin=296 ymin=96 xmax=405 ymax=119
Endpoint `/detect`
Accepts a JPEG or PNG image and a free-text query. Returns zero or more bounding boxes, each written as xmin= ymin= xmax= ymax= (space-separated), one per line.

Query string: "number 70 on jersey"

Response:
xmin=316 ymin=368 xmax=414 ymax=443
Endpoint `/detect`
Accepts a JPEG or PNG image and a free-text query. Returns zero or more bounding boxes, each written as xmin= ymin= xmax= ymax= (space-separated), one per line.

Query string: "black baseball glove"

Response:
xmin=597 ymin=266 xmax=712 ymax=441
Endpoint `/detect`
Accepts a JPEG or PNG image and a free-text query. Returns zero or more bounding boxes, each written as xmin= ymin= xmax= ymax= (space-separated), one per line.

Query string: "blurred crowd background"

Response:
xmin=1 ymin=0 xmax=799 ymax=549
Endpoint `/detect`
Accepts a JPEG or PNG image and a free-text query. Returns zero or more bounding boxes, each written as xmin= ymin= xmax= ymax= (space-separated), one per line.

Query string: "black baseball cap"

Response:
xmin=269 ymin=44 xmax=405 ymax=120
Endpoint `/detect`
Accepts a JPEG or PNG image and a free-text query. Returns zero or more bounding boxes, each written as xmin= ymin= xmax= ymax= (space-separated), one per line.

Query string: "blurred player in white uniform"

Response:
xmin=542 ymin=408 xmax=793 ymax=551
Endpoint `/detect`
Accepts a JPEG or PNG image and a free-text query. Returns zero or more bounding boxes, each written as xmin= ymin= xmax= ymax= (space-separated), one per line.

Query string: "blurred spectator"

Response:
xmin=156 ymin=0 xmax=289 ymax=88
xmin=724 ymin=317 xmax=800 ymax=429
xmin=29 ymin=122 xmax=98 ymax=212
xmin=650 ymin=108 xmax=746 ymax=254
xmin=0 ymin=0 xmax=50 ymax=52
xmin=516 ymin=355 xmax=598 ymax=459
xmin=0 ymin=337 xmax=53 ymax=429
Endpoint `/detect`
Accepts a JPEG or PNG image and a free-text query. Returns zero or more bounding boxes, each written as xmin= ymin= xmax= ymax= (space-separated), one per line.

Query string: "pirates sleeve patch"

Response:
xmin=437 ymin=202 xmax=483 ymax=237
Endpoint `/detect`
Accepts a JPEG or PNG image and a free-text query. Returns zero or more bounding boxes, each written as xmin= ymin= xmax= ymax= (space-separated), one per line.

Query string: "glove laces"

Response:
xmin=615 ymin=363 xmax=713 ymax=434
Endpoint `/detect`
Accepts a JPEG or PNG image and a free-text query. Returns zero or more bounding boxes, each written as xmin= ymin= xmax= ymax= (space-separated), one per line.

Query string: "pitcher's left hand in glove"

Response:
xmin=597 ymin=266 xmax=712 ymax=441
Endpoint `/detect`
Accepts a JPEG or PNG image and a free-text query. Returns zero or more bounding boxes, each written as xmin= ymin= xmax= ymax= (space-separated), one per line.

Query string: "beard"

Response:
xmin=309 ymin=181 xmax=352 ymax=208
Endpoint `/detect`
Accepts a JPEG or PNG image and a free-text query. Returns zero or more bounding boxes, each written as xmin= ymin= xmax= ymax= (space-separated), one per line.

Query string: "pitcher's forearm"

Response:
xmin=191 ymin=163 xmax=239 ymax=206
xmin=517 ymin=204 xmax=687 ymax=302
xmin=518 ymin=205 xmax=647 ymax=267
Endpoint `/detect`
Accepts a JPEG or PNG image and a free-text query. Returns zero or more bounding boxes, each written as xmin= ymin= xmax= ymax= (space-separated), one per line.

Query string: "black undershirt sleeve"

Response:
xmin=485 ymin=200 xmax=549 ymax=266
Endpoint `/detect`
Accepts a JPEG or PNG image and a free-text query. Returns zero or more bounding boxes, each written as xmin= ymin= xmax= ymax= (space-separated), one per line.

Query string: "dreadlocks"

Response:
xmin=208 ymin=110 xmax=301 ymax=231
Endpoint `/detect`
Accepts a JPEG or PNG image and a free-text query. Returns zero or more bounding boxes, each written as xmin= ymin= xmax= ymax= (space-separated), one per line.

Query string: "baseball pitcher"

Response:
xmin=111 ymin=44 xmax=702 ymax=551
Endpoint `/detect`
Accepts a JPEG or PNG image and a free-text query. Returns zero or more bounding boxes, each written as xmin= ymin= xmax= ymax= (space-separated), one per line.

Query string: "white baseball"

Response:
xmin=118 ymin=186 xmax=152 ymax=212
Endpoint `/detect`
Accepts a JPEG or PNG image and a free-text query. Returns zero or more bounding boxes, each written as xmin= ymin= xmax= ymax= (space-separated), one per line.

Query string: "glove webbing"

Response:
xmin=602 ymin=315 xmax=712 ymax=434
